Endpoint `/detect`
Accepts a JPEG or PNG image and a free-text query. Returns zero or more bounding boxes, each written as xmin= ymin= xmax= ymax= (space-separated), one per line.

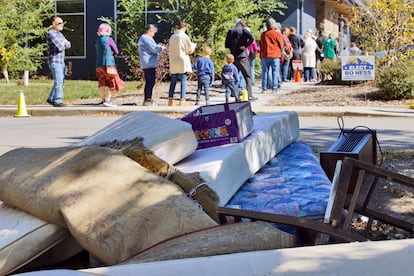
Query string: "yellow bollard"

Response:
xmin=241 ymin=89 xmax=248 ymax=101
xmin=15 ymin=91 xmax=31 ymax=117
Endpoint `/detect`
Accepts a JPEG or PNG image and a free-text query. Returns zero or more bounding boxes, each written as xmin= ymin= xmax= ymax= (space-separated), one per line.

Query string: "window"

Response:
xmin=56 ymin=0 xmax=85 ymax=58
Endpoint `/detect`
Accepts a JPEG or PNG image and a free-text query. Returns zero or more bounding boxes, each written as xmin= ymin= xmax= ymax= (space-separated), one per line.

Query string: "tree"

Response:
xmin=351 ymin=0 xmax=414 ymax=99
xmin=0 ymin=0 xmax=53 ymax=83
xmin=351 ymin=0 xmax=414 ymax=66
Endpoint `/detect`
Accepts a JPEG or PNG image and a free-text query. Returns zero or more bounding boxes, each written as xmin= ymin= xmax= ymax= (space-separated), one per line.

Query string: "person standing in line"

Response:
xmin=225 ymin=19 xmax=257 ymax=101
xmin=195 ymin=46 xmax=214 ymax=106
xmin=323 ymin=33 xmax=337 ymax=60
xmin=138 ymin=24 xmax=165 ymax=106
xmin=168 ymin=21 xmax=196 ymax=106
xmin=301 ymin=31 xmax=319 ymax=82
xmin=46 ymin=16 xmax=71 ymax=107
xmin=315 ymin=30 xmax=327 ymax=81
xmin=95 ymin=23 xmax=124 ymax=107
xmin=247 ymin=27 xmax=259 ymax=88
xmin=288 ymin=26 xmax=305 ymax=80
xmin=221 ymin=54 xmax=241 ymax=103
xmin=259 ymin=18 xmax=284 ymax=93
xmin=281 ymin=27 xmax=293 ymax=82
xmin=238 ymin=25 xmax=259 ymax=93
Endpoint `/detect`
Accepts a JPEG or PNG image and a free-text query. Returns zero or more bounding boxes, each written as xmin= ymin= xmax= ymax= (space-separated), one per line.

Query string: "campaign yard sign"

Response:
xmin=341 ymin=56 xmax=375 ymax=81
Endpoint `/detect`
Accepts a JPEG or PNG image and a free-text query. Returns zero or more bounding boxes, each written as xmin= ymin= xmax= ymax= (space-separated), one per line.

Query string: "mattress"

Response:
xmin=0 ymin=201 xmax=69 ymax=275
xmin=175 ymin=111 xmax=300 ymax=206
xmin=227 ymin=142 xmax=332 ymax=220
xmin=76 ymin=111 xmax=198 ymax=165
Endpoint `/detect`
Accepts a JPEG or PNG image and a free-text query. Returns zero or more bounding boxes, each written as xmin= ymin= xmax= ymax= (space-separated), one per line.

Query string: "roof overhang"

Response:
xmin=324 ymin=0 xmax=366 ymax=18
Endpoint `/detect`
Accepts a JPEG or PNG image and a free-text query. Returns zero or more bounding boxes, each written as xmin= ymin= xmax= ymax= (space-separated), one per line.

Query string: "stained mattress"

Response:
xmin=176 ymin=111 xmax=300 ymax=206
xmin=227 ymin=142 xmax=332 ymax=220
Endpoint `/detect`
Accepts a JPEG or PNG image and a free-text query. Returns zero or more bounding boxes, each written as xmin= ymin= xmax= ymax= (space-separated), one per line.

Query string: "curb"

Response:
xmin=0 ymin=106 xmax=412 ymax=118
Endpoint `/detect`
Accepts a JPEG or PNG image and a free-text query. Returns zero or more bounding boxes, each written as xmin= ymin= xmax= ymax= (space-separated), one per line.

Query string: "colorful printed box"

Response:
xmin=181 ymin=102 xmax=254 ymax=149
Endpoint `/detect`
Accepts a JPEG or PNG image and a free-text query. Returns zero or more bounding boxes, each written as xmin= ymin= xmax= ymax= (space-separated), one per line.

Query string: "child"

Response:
xmin=195 ymin=46 xmax=215 ymax=105
xmin=221 ymin=54 xmax=240 ymax=103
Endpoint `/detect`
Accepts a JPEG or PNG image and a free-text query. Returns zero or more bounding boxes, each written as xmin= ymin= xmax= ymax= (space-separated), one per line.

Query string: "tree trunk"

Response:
xmin=23 ymin=70 xmax=29 ymax=86
xmin=2 ymin=70 xmax=9 ymax=83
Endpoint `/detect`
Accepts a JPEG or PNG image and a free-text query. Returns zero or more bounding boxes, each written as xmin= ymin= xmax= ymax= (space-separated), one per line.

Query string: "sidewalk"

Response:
xmin=1 ymin=82 xmax=413 ymax=118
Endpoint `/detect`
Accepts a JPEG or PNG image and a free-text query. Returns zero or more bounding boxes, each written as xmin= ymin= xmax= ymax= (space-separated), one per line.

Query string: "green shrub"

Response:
xmin=319 ymin=58 xmax=347 ymax=84
xmin=375 ymin=61 xmax=414 ymax=100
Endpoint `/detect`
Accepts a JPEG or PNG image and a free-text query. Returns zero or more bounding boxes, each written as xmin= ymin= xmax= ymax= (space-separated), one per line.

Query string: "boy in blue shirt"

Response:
xmin=221 ymin=54 xmax=241 ymax=103
xmin=195 ymin=47 xmax=214 ymax=105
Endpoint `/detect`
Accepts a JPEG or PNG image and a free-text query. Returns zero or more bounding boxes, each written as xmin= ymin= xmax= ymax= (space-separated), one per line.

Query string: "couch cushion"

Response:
xmin=123 ymin=221 xmax=295 ymax=264
xmin=0 ymin=146 xmax=217 ymax=265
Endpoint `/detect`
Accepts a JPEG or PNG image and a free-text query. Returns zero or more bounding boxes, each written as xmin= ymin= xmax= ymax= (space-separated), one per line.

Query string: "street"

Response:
xmin=1 ymin=115 xmax=413 ymax=156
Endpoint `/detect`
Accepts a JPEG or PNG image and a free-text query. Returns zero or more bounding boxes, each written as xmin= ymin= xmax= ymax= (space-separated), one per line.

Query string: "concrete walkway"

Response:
xmin=0 ymin=82 xmax=413 ymax=118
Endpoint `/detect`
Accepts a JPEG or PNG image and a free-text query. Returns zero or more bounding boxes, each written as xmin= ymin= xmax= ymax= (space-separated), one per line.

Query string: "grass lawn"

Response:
xmin=0 ymin=79 xmax=141 ymax=105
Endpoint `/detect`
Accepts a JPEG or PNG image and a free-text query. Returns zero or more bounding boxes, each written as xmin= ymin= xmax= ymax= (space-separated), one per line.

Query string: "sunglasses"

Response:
xmin=57 ymin=22 xmax=64 ymax=25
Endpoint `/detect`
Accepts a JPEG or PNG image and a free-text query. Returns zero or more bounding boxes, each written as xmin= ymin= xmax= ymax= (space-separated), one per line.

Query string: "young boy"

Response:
xmin=195 ymin=47 xmax=214 ymax=105
xmin=221 ymin=54 xmax=241 ymax=103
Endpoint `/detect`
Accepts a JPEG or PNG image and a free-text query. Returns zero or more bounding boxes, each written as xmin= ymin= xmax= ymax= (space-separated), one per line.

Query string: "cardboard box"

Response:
xmin=181 ymin=102 xmax=254 ymax=149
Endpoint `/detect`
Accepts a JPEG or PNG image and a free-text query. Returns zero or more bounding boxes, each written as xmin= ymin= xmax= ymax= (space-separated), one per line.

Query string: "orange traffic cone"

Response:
xmin=15 ymin=91 xmax=31 ymax=117
xmin=294 ymin=68 xmax=302 ymax=83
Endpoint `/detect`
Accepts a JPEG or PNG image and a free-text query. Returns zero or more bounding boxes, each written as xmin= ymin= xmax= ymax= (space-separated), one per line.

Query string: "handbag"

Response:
xmin=106 ymin=66 xmax=118 ymax=77
xmin=282 ymin=47 xmax=293 ymax=60
xmin=103 ymin=37 xmax=118 ymax=77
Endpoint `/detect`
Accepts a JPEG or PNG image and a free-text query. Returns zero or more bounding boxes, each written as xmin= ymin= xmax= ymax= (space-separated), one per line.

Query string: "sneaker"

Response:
xmin=195 ymin=99 xmax=200 ymax=106
xmin=103 ymin=100 xmax=117 ymax=107
xmin=143 ymin=100 xmax=157 ymax=106
xmin=248 ymin=96 xmax=258 ymax=101
xmin=179 ymin=99 xmax=190 ymax=106
xmin=53 ymin=102 xmax=67 ymax=107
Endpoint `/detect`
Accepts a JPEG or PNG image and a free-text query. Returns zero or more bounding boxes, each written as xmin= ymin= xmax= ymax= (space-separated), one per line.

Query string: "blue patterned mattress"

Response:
xmin=227 ymin=142 xmax=332 ymax=220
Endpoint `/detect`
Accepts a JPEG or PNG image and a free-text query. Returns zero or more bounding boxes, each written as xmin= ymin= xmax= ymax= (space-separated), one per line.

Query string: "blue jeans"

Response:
xmin=238 ymin=71 xmax=245 ymax=91
xmin=196 ymin=75 xmax=211 ymax=101
xmin=304 ymin=67 xmax=317 ymax=81
xmin=249 ymin=58 xmax=256 ymax=87
xmin=168 ymin=73 xmax=187 ymax=99
xmin=48 ymin=62 xmax=66 ymax=104
xmin=225 ymin=82 xmax=240 ymax=101
xmin=261 ymin=58 xmax=280 ymax=91
xmin=281 ymin=60 xmax=290 ymax=82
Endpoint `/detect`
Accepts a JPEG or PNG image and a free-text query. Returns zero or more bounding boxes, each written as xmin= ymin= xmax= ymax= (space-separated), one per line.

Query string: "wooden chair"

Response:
xmin=218 ymin=157 xmax=414 ymax=246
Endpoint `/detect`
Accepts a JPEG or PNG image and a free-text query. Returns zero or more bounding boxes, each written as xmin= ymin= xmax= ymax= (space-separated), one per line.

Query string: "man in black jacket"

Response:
xmin=225 ymin=19 xmax=257 ymax=101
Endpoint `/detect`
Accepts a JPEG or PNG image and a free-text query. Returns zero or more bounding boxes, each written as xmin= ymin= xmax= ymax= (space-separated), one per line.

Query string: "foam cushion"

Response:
xmin=76 ymin=111 xmax=198 ymax=165
xmin=176 ymin=112 xmax=300 ymax=205
xmin=0 ymin=201 xmax=68 ymax=275
xmin=123 ymin=221 xmax=295 ymax=264
xmin=0 ymin=146 xmax=217 ymax=265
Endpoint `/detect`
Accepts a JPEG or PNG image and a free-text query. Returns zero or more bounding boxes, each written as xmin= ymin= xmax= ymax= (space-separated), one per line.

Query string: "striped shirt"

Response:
xmin=46 ymin=29 xmax=71 ymax=64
